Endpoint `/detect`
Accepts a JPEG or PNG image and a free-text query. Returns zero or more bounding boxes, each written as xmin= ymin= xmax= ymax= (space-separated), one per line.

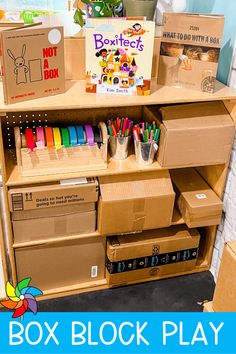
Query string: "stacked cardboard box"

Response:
xmin=9 ymin=178 xmax=99 ymax=243
xmin=171 ymin=168 xmax=223 ymax=228
xmin=98 ymin=171 xmax=175 ymax=235
xmin=106 ymin=225 xmax=200 ymax=287
xmin=148 ymin=101 xmax=235 ymax=168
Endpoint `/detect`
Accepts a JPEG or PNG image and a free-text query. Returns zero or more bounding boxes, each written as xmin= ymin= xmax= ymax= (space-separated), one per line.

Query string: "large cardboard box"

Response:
xmin=98 ymin=171 xmax=175 ymax=235
xmin=106 ymin=225 xmax=200 ymax=286
xmin=8 ymin=178 xmax=99 ymax=212
xmin=153 ymin=101 xmax=235 ymax=168
xmin=12 ymin=203 xmax=96 ymax=244
xmin=213 ymin=241 xmax=236 ymax=312
xmin=15 ymin=236 xmax=105 ymax=292
xmin=170 ymin=168 xmax=223 ymax=228
xmin=158 ymin=13 xmax=224 ymax=93
xmin=0 ymin=25 xmax=65 ymax=104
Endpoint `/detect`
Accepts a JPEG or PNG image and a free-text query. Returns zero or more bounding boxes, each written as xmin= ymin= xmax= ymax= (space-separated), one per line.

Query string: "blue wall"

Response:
xmin=187 ymin=0 xmax=236 ymax=84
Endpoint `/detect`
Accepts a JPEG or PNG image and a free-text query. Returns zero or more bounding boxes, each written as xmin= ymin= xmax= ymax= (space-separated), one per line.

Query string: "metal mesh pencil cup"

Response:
xmin=134 ymin=140 xmax=158 ymax=165
xmin=109 ymin=136 xmax=131 ymax=160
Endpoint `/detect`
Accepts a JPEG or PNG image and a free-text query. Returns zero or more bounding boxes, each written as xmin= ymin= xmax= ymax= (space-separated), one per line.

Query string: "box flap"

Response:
xmin=160 ymin=102 xmax=233 ymax=130
xmin=227 ymin=241 xmax=236 ymax=257
xmin=99 ymin=171 xmax=174 ymax=202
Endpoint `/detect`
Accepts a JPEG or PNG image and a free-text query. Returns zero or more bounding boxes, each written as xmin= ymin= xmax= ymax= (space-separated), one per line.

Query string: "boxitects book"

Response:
xmin=86 ymin=18 xmax=155 ymax=96
xmin=0 ymin=25 xmax=65 ymax=104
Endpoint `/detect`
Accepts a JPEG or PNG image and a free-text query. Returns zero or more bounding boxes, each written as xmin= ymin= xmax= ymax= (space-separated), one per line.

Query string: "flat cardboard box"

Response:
xmin=213 ymin=241 xmax=236 ymax=312
xmin=153 ymin=101 xmax=235 ymax=168
xmin=171 ymin=168 xmax=223 ymax=228
xmin=98 ymin=171 xmax=175 ymax=235
xmin=12 ymin=202 xmax=95 ymax=221
xmin=203 ymin=301 xmax=214 ymax=312
xmin=13 ymin=210 xmax=96 ymax=243
xmin=158 ymin=13 xmax=224 ymax=93
xmin=0 ymin=25 xmax=65 ymax=104
xmin=15 ymin=236 xmax=105 ymax=292
xmin=106 ymin=225 xmax=200 ymax=286
xmin=8 ymin=177 xmax=99 ymax=211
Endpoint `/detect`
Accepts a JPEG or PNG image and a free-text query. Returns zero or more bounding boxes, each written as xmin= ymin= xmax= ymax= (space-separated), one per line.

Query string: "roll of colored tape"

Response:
xmin=99 ymin=122 xmax=108 ymax=143
xmin=61 ymin=127 xmax=70 ymax=148
xmin=93 ymin=125 xmax=103 ymax=144
xmin=68 ymin=126 xmax=77 ymax=147
xmin=76 ymin=126 xmax=86 ymax=145
xmin=25 ymin=128 xmax=35 ymax=152
xmin=85 ymin=125 xmax=95 ymax=146
xmin=45 ymin=127 xmax=54 ymax=148
xmin=53 ymin=127 xmax=62 ymax=150
xmin=36 ymin=127 xmax=45 ymax=148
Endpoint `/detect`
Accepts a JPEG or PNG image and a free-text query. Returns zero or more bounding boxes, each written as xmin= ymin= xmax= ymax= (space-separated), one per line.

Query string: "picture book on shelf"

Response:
xmin=85 ymin=18 xmax=155 ymax=96
xmin=0 ymin=25 xmax=65 ymax=104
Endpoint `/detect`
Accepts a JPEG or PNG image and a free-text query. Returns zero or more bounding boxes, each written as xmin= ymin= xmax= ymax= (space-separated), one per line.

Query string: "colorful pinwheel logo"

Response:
xmin=1 ymin=278 xmax=43 ymax=318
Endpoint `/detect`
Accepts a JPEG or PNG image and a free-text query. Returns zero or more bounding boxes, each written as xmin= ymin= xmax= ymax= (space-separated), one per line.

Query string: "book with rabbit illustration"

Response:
xmin=0 ymin=25 xmax=65 ymax=104
xmin=86 ymin=18 xmax=155 ymax=96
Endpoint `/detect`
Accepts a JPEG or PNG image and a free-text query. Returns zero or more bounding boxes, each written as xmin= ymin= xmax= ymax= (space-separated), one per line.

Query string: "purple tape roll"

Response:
xmin=85 ymin=125 xmax=95 ymax=146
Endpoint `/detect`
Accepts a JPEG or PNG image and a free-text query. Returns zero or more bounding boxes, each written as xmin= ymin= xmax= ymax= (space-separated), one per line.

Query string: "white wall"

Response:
xmin=211 ymin=135 xmax=236 ymax=280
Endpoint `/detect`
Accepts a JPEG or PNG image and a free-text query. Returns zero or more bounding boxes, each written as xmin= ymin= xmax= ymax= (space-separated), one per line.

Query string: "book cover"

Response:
xmin=85 ymin=18 xmax=155 ymax=96
xmin=158 ymin=13 xmax=224 ymax=93
xmin=0 ymin=25 xmax=65 ymax=104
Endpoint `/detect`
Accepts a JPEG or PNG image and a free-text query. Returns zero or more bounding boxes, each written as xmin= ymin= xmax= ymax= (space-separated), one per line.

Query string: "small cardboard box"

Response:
xmin=0 ymin=25 xmax=65 ymax=104
xmin=98 ymin=171 xmax=175 ymax=235
xmin=158 ymin=13 xmax=224 ymax=93
xmin=106 ymin=225 xmax=200 ymax=286
xmin=15 ymin=236 xmax=105 ymax=292
xmin=8 ymin=178 xmax=99 ymax=212
xmin=13 ymin=204 xmax=96 ymax=244
xmin=170 ymin=168 xmax=223 ymax=228
xmin=213 ymin=241 xmax=236 ymax=312
xmin=203 ymin=301 xmax=214 ymax=312
xmin=153 ymin=101 xmax=235 ymax=168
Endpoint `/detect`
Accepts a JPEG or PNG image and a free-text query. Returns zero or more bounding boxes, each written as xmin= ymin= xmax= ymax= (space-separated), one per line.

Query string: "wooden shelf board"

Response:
xmin=1 ymin=79 xmax=236 ymax=114
xmin=36 ymin=261 xmax=209 ymax=301
xmin=6 ymin=153 xmax=165 ymax=186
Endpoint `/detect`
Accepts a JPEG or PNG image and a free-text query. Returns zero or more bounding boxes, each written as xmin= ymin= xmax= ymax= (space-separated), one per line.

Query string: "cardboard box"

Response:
xmin=0 ymin=25 xmax=65 ymax=104
xmin=15 ymin=236 xmax=105 ymax=292
xmin=170 ymin=168 xmax=223 ymax=228
xmin=213 ymin=241 xmax=236 ymax=312
xmin=8 ymin=178 xmax=99 ymax=212
xmin=158 ymin=13 xmax=224 ymax=93
xmin=98 ymin=171 xmax=175 ymax=235
xmin=203 ymin=301 xmax=214 ymax=312
xmin=13 ymin=208 xmax=96 ymax=243
xmin=153 ymin=101 xmax=235 ymax=168
xmin=106 ymin=225 xmax=200 ymax=286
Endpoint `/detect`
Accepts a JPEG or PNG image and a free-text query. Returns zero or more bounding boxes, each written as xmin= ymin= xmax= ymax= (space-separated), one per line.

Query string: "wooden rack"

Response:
xmin=0 ymin=79 xmax=236 ymax=300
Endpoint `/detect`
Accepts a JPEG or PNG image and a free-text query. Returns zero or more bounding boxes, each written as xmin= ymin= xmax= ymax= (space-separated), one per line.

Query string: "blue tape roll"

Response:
xmin=68 ymin=126 xmax=78 ymax=147
xmin=76 ymin=126 xmax=86 ymax=145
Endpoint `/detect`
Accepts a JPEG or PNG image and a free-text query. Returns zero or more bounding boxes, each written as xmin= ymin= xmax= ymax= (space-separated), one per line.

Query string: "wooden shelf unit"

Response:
xmin=0 ymin=80 xmax=236 ymax=300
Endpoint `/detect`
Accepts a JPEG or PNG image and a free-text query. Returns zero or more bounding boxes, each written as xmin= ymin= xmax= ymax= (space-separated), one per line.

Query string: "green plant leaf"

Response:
xmin=81 ymin=0 xmax=90 ymax=4
xmin=74 ymin=8 xmax=85 ymax=27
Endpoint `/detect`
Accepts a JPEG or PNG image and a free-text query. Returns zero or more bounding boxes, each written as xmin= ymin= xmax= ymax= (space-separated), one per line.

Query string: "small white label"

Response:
xmin=91 ymin=265 xmax=98 ymax=278
xmin=195 ymin=194 xmax=207 ymax=200
xmin=60 ymin=178 xmax=88 ymax=186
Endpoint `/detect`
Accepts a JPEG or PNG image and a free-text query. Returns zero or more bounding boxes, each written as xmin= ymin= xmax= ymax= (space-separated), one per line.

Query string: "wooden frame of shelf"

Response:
xmin=0 ymin=80 xmax=236 ymax=300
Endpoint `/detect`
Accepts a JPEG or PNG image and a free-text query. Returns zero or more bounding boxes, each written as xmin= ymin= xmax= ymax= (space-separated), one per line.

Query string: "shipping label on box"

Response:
xmin=158 ymin=13 xmax=224 ymax=93
xmin=0 ymin=25 xmax=65 ymax=104
xmin=9 ymin=178 xmax=99 ymax=212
